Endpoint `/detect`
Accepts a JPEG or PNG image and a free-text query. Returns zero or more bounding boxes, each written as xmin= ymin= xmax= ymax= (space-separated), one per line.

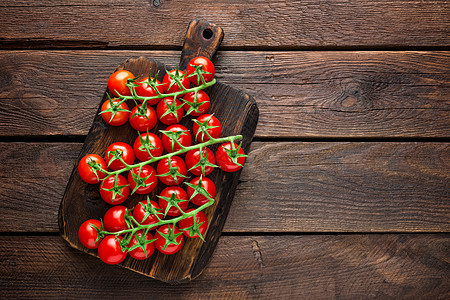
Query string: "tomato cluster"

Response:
xmin=77 ymin=57 xmax=247 ymax=264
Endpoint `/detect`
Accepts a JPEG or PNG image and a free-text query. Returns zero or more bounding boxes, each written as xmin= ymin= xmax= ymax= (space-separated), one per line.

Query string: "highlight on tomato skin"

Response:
xmin=108 ymin=70 xmax=135 ymax=97
xmin=133 ymin=132 xmax=163 ymax=162
xmin=186 ymin=56 xmax=215 ymax=85
xmin=100 ymin=98 xmax=130 ymax=126
xmin=178 ymin=209 xmax=208 ymax=239
xmin=215 ymin=142 xmax=246 ymax=172
xmin=78 ymin=219 xmax=103 ymax=249
xmin=154 ymin=224 xmax=184 ymax=255
xmin=99 ymin=175 xmax=130 ymax=205
xmin=98 ymin=235 xmax=128 ymax=265
xmin=127 ymin=230 xmax=155 ymax=260
xmin=105 ymin=142 xmax=135 ymax=171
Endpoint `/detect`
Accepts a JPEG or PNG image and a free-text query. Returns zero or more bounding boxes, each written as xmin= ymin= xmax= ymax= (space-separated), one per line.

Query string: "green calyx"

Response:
xmin=160 ymin=129 xmax=189 ymax=152
xmin=156 ymin=193 xmax=188 ymax=217
xmin=225 ymin=142 xmax=248 ymax=167
xmin=185 ymin=63 xmax=211 ymax=86
xmin=156 ymin=224 xmax=184 ymax=251
xmin=156 ymin=156 xmax=188 ymax=182
xmin=159 ymin=96 xmax=184 ymax=123
xmin=188 ymin=147 xmax=218 ymax=176
xmin=98 ymin=93 xmax=130 ymax=122
xmin=184 ymin=175 xmax=214 ymax=202
xmin=101 ymin=174 xmax=129 ymax=203
xmin=130 ymin=165 xmax=154 ymax=195
xmin=181 ymin=214 xmax=206 ymax=242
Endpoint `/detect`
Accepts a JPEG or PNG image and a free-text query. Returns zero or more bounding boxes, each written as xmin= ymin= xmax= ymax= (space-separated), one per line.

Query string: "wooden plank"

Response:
xmin=0 ymin=235 xmax=448 ymax=298
xmin=1 ymin=1 xmax=449 ymax=48
xmin=1 ymin=142 xmax=448 ymax=233
xmin=0 ymin=50 xmax=448 ymax=138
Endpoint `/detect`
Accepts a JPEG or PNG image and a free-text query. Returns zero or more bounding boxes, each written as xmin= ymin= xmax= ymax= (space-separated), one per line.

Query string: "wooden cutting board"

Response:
xmin=58 ymin=19 xmax=259 ymax=284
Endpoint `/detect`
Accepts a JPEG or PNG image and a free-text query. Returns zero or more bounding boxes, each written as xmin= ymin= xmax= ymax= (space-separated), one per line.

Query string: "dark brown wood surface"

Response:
xmin=0 ymin=50 xmax=448 ymax=138
xmin=1 ymin=142 xmax=449 ymax=233
xmin=0 ymin=1 xmax=449 ymax=298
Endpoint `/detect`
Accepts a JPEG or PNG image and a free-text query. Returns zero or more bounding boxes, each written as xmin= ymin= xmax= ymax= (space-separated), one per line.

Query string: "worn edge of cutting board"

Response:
xmin=58 ymin=20 xmax=259 ymax=284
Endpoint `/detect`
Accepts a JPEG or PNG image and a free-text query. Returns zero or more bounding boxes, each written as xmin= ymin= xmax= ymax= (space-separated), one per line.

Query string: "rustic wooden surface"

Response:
xmin=0 ymin=0 xmax=449 ymax=298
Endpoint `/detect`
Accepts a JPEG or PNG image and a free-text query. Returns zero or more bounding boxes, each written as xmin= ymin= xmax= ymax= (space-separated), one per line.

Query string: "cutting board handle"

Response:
xmin=179 ymin=19 xmax=224 ymax=70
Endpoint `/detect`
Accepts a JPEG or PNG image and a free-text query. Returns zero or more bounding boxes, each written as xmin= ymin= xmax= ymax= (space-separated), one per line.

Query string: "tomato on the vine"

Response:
xmin=193 ymin=114 xmax=222 ymax=142
xmin=155 ymin=224 xmax=184 ymax=255
xmin=127 ymin=230 xmax=155 ymax=260
xmin=78 ymin=154 xmax=107 ymax=184
xmin=78 ymin=219 xmax=103 ymax=249
xmin=161 ymin=124 xmax=192 ymax=153
xmin=182 ymin=90 xmax=210 ymax=116
xmin=133 ymin=132 xmax=163 ymax=162
xmin=99 ymin=175 xmax=130 ymax=205
xmin=134 ymin=77 xmax=164 ymax=105
xmin=186 ymin=176 xmax=216 ymax=206
xmin=178 ymin=209 xmax=208 ymax=239
xmin=158 ymin=186 xmax=188 ymax=217
xmin=185 ymin=147 xmax=216 ymax=176
xmin=129 ymin=104 xmax=157 ymax=132
xmin=156 ymin=97 xmax=184 ymax=125
xmin=105 ymin=142 xmax=135 ymax=171
xmin=108 ymin=70 xmax=134 ymax=97
xmin=162 ymin=69 xmax=190 ymax=96
xmin=216 ymin=142 xmax=246 ymax=172
xmin=132 ymin=200 xmax=163 ymax=226
xmin=103 ymin=205 xmax=129 ymax=232
xmin=100 ymin=98 xmax=130 ymax=126
xmin=98 ymin=235 xmax=127 ymax=265
xmin=127 ymin=165 xmax=157 ymax=195
xmin=156 ymin=156 xmax=187 ymax=186
xmin=186 ymin=56 xmax=215 ymax=86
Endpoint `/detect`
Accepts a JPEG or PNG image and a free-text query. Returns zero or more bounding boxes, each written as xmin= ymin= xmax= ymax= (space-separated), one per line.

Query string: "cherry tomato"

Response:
xmin=158 ymin=186 xmax=189 ymax=217
xmin=128 ymin=165 xmax=157 ymax=195
xmin=99 ymin=175 xmax=130 ymax=205
xmin=193 ymin=114 xmax=222 ymax=142
xmin=127 ymin=230 xmax=155 ymax=260
xmin=132 ymin=200 xmax=163 ymax=226
xmin=78 ymin=219 xmax=102 ymax=249
xmin=134 ymin=76 xmax=164 ymax=105
xmin=185 ymin=147 xmax=216 ymax=176
xmin=100 ymin=98 xmax=129 ymax=126
xmin=182 ymin=90 xmax=210 ymax=116
xmin=105 ymin=142 xmax=135 ymax=171
xmin=216 ymin=142 xmax=246 ymax=172
xmin=155 ymin=224 xmax=184 ymax=255
xmin=108 ymin=70 xmax=134 ymax=97
xmin=186 ymin=56 xmax=215 ymax=86
xmin=186 ymin=176 xmax=216 ymax=206
xmin=103 ymin=205 xmax=129 ymax=232
xmin=129 ymin=104 xmax=157 ymax=132
xmin=98 ymin=235 xmax=127 ymax=265
xmin=133 ymin=132 xmax=163 ymax=162
xmin=156 ymin=97 xmax=184 ymax=125
xmin=161 ymin=124 xmax=192 ymax=153
xmin=156 ymin=156 xmax=187 ymax=186
xmin=78 ymin=154 xmax=107 ymax=184
xmin=162 ymin=69 xmax=190 ymax=96
xmin=178 ymin=209 xmax=208 ymax=239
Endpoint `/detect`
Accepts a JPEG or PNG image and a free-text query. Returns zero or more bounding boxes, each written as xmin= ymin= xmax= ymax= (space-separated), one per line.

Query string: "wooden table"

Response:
xmin=1 ymin=1 xmax=449 ymax=298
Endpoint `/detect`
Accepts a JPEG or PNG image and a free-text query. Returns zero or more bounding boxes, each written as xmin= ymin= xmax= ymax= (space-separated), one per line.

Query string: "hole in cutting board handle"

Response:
xmin=202 ymin=28 xmax=213 ymax=40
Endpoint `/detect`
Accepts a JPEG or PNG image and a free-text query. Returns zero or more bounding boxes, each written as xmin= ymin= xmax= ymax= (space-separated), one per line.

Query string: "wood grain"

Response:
xmin=1 ymin=0 xmax=449 ymax=48
xmin=1 ymin=142 xmax=448 ymax=233
xmin=0 ymin=50 xmax=448 ymax=138
xmin=1 ymin=235 xmax=449 ymax=298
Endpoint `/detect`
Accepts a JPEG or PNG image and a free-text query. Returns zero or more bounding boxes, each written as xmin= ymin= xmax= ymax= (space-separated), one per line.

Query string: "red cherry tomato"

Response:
xmin=216 ymin=142 xmax=246 ymax=172
xmin=158 ymin=186 xmax=189 ymax=217
xmin=156 ymin=97 xmax=184 ymax=125
xmin=178 ymin=209 xmax=208 ymax=239
xmin=127 ymin=230 xmax=155 ymax=260
xmin=161 ymin=124 xmax=192 ymax=153
xmin=186 ymin=176 xmax=216 ymax=206
xmin=133 ymin=132 xmax=163 ymax=162
xmin=98 ymin=235 xmax=127 ymax=265
xmin=78 ymin=219 xmax=102 ymax=249
xmin=162 ymin=69 xmax=190 ymax=96
xmin=155 ymin=224 xmax=184 ymax=255
xmin=105 ymin=142 xmax=135 ymax=171
xmin=100 ymin=98 xmax=129 ymax=126
xmin=103 ymin=205 xmax=129 ymax=232
xmin=192 ymin=114 xmax=222 ymax=142
xmin=134 ymin=77 xmax=164 ymax=105
xmin=185 ymin=147 xmax=216 ymax=176
xmin=156 ymin=156 xmax=187 ymax=186
xmin=129 ymin=104 xmax=157 ymax=132
xmin=78 ymin=154 xmax=107 ymax=184
xmin=186 ymin=56 xmax=215 ymax=86
xmin=99 ymin=175 xmax=130 ymax=205
xmin=132 ymin=200 xmax=163 ymax=226
xmin=127 ymin=165 xmax=158 ymax=195
xmin=108 ymin=70 xmax=134 ymax=97
xmin=182 ymin=90 xmax=210 ymax=116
